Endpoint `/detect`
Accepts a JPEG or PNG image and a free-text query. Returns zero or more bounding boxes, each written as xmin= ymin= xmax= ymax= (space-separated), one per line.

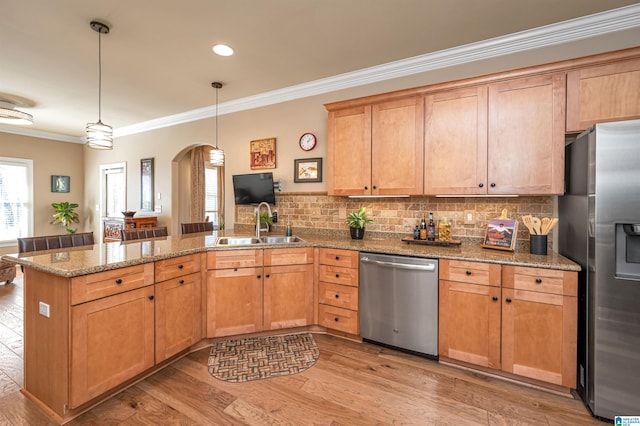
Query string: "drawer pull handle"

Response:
xmin=179 ymin=279 xmax=184 ymax=284
xmin=234 ymin=268 xmax=238 ymax=271
xmin=466 ymin=270 xmax=472 ymax=275
xmin=335 ymin=294 xmax=339 ymax=298
xmin=492 ymin=296 xmax=498 ymax=301
xmin=115 ymin=279 xmax=123 ymax=284
xmin=148 ymin=295 xmax=154 ymax=301
xmin=335 ymin=273 xmax=340 ymax=278
xmin=178 ymin=264 xmax=184 ymax=269
xmin=535 ymin=278 xmax=542 ymax=284
xmin=506 ymin=297 xmax=512 ymax=303
xmin=334 ymin=317 xmax=339 ymax=322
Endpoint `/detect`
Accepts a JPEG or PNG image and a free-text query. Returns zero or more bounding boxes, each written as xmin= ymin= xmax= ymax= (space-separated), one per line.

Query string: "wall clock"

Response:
xmin=299 ymin=132 xmax=317 ymax=151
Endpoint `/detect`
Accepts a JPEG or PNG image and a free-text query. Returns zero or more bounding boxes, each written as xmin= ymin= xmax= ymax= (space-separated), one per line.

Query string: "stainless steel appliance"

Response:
xmin=359 ymin=253 xmax=438 ymax=357
xmin=559 ymin=119 xmax=640 ymax=420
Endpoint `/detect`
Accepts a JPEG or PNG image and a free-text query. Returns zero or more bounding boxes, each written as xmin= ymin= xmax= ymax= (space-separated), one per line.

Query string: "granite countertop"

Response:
xmin=1 ymin=230 xmax=580 ymax=278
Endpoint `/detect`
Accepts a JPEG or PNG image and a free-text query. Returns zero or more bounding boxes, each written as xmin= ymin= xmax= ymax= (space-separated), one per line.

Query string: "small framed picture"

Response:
xmin=250 ymin=137 xmax=277 ymax=169
xmin=140 ymin=158 xmax=154 ymax=211
xmin=482 ymin=218 xmax=518 ymax=251
xmin=294 ymin=158 xmax=322 ymax=183
xmin=51 ymin=175 xmax=70 ymax=193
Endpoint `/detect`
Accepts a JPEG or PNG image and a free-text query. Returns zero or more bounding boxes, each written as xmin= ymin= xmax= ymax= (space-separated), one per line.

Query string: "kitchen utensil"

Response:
xmin=522 ymin=215 xmax=536 ymax=235
xmin=546 ymin=218 xmax=559 ymax=234
xmin=541 ymin=217 xmax=551 ymax=235
xmin=531 ymin=217 xmax=542 ymax=235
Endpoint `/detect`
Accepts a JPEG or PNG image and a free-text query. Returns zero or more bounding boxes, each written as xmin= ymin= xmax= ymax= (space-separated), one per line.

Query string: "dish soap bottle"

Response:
xmin=286 ymin=219 xmax=292 ymax=237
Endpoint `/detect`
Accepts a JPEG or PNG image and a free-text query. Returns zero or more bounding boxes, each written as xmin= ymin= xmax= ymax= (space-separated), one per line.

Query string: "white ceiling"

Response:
xmin=1 ymin=0 xmax=639 ymax=143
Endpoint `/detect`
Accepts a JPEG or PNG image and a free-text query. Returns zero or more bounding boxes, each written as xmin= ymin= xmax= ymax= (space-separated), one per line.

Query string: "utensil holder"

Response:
xmin=530 ymin=235 xmax=548 ymax=255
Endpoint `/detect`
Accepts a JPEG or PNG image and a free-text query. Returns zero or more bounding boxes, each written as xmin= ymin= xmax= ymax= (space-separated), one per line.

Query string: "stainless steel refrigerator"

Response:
xmin=559 ymin=119 xmax=640 ymax=420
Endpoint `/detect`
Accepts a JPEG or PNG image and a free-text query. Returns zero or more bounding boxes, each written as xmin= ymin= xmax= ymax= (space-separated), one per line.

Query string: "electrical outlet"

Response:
xmin=154 ymin=205 xmax=162 ymax=213
xmin=39 ymin=302 xmax=50 ymax=318
xmin=464 ymin=210 xmax=476 ymax=225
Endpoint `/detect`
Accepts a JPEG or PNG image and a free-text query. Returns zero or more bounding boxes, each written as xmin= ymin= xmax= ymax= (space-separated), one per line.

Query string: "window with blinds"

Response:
xmin=0 ymin=157 xmax=33 ymax=245
xmin=101 ymin=163 xmax=126 ymax=218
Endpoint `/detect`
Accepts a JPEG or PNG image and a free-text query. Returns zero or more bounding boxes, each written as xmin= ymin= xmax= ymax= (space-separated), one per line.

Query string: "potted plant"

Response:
xmin=255 ymin=211 xmax=273 ymax=232
xmin=50 ymin=201 xmax=79 ymax=234
xmin=346 ymin=206 xmax=374 ymax=239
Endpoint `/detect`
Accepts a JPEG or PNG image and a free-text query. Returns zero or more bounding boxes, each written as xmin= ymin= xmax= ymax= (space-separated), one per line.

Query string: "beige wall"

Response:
xmin=0 ymin=132 xmax=84 ymax=254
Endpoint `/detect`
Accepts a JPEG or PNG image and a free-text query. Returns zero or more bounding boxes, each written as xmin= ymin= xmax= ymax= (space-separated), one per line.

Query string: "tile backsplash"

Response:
xmin=235 ymin=192 xmax=554 ymax=246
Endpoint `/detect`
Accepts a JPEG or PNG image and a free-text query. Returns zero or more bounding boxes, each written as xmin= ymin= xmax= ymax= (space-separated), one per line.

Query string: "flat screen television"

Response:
xmin=232 ymin=172 xmax=276 ymax=205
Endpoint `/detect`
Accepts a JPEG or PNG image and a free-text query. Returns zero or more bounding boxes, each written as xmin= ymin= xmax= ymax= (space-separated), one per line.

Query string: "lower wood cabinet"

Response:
xmin=439 ymin=260 xmax=578 ymax=389
xmin=70 ymin=286 xmax=155 ymax=408
xmin=317 ymin=248 xmax=359 ymax=334
xmin=264 ymin=263 xmax=313 ymax=330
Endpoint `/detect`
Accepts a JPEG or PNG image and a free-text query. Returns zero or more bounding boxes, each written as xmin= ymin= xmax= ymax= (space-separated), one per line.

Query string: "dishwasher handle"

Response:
xmin=360 ymin=256 xmax=436 ymax=272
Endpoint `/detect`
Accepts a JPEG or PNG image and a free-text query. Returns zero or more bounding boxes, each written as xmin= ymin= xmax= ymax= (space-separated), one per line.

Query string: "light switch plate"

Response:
xmin=39 ymin=301 xmax=50 ymax=318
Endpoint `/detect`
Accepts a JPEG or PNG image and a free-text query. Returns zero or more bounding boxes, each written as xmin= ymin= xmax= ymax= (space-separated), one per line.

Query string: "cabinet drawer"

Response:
xmin=319 ymin=264 xmax=358 ymax=287
xmin=503 ymin=266 xmax=577 ymax=296
xmin=319 ymin=282 xmax=359 ymax=311
xmin=155 ymin=254 xmax=201 ymax=282
xmin=318 ymin=304 xmax=358 ymax=335
xmin=71 ymin=263 xmax=154 ymax=305
xmin=264 ymin=247 xmax=314 ymax=266
xmin=440 ymin=259 xmax=501 ymax=286
xmin=318 ymin=248 xmax=359 ymax=268
xmin=207 ymin=249 xmax=263 ymax=269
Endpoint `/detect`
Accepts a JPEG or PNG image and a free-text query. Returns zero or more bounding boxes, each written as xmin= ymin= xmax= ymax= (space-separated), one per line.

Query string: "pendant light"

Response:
xmin=209 ymin=82 xmax=225 ymax=165
xmin=86 ymin=20 xmax=113 ymax=149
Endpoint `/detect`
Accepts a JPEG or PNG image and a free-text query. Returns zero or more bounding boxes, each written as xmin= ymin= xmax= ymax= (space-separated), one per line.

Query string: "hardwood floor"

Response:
xmin=0 ymin=269 xmax=604 ymax=425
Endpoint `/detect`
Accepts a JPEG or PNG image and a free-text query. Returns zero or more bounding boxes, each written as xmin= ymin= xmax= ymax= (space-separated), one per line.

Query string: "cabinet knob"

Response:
xmin=334 ymin=317 xmax=339 ymax=322
xmin=535 ymin=278 xmax=542 ymax=284
xmin=478 ymin=183 xmax=484 ymax=188
xmin=466 ymin=270 xmax=472 ymax=275
xmin=178 ymin=264 xmax=184 ymax=269
xmin=335 ymin=273 xmax=340 ymax=278
xmin=506 ymin=297 xmax=512 ymax=303
xmin=490 ymin=183 xmax=496 ymax=188
xmin=233 ymin=268 xmax=238 ymax=271
xmin=335 ymin=256 xmax=340 ymax=260
xmin=179 ymin=279 xmax=184 ymax=284
xmin=492 ymin=296 xmax=499 ymax=301
xmin=372 ymin=185 xmax=377 ymax=190
xmin=364 ymin=186 xmax=368 ymax=190
xmin=335 ymin=294 xmax=340 ymax=298
xmin=257 ymin=274 xmax=261 ymax=279
xmin=148 ymin=295 xmax=154 ymax=301
xmin=265 ymin=274 xmax=270 ymax=278
xmin=115 ymin=278 xmax=123 ymax=284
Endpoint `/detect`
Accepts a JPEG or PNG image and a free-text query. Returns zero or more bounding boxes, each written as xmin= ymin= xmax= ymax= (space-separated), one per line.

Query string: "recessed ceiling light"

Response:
xmin=212 ymin=44 xmax=234 ymax=56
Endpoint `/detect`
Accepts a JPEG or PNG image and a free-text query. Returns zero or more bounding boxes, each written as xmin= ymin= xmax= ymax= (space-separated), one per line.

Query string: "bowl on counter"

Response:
xmin=121 ymin=211 xmax=136 ymax=217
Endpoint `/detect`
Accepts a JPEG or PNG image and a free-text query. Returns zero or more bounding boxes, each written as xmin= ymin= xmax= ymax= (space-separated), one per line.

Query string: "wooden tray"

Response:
xmin=401 ymin=237 xmax=461 ymax=246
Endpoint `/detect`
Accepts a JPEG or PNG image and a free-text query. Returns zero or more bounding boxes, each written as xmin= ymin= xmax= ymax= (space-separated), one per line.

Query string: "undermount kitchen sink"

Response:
xmin=260 ymin=236 xmax=305 ymax=244
xmin=216 ymin=236 xmax=261 ymax=246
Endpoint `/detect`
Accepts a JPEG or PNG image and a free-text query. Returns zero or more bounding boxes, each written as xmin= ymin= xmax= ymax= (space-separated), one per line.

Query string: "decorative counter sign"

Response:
xmin=250 ymin=137 xmax=276 ymax=169
xmin=482 ymin=218 xmax=518 ymax=251
xmin=51 ymin=175 xmax=70 ymax=193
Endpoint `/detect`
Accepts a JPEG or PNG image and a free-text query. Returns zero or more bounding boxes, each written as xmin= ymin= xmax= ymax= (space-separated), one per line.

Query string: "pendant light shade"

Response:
xmin=209 ymin=82 xmax=224 ymax=166
xmin=86 ymin=20 xmax=113 ymax=149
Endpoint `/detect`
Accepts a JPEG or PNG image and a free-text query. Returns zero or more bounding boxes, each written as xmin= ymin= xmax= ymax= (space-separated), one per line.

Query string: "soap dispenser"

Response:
xmin=286 ymin=219 xmax=292 ymax=237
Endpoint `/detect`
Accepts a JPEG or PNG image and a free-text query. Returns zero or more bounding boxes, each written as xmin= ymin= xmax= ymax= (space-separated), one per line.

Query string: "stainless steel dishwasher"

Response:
xmin=359 ymin=252 xmax=438 ymax=358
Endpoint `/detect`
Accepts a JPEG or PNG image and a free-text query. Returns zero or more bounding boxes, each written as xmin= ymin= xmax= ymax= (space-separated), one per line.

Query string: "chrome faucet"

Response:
xmin=255 ymin=202 xmax=272 ymax=239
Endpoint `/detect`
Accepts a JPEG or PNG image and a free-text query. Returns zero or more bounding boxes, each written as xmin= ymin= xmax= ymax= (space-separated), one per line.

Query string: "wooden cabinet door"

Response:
xmin=439 ymin=280 xmax=501 ymax=369
xmin=424 ymin=86 xmax=488 ymax=195
xmin=487 ymin=73 xmax=565 ymax=195
xmin=70 ymin=286 xmax=155 ymax=408
xmin=155 ymin=273 xmax=202 ymax=362
xmin=206 ymin=267 xmax=263 ymax=337
xmin=327 ymin=105 xmax=372 ymax=195
xmin=263 ymin=264 xmax=313 ymax=330
xmin=501 ymin=288 xmax=577 ymax=387
xmin=371 ymin=97 xmax=424 ymax=195
xmin=567 ymin=58 xmax=640 ymax=132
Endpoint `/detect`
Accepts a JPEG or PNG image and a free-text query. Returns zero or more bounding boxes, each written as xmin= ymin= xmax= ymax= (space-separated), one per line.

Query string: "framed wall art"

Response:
xmin=250 ymin=137 xmax=276 ymax=169
xmin=294 ymin=158 xmax=323 ymax=183
xmin=140 ymin=158 xmax=154 ymax=211
xmin=51 ymin=175 xmax=70 ymax=193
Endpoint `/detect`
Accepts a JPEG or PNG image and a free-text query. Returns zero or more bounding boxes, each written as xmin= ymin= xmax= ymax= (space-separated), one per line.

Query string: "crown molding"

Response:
xmin=0 ymin=124 xmax=82 ymax=144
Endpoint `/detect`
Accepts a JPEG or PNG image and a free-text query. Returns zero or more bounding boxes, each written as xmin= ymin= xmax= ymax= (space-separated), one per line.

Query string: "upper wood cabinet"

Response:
xmin=424 ymin=73 xmax=565 ymax=195
xmin=327 ymin=97 xmax=424 ymax=196
xmin=424 ymin=86 xmax=488 ymax=195
xmin=487 ymin=73 xmax=566 ymax=195
xmin=567 ymin=58 xmax=640 ymax=132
